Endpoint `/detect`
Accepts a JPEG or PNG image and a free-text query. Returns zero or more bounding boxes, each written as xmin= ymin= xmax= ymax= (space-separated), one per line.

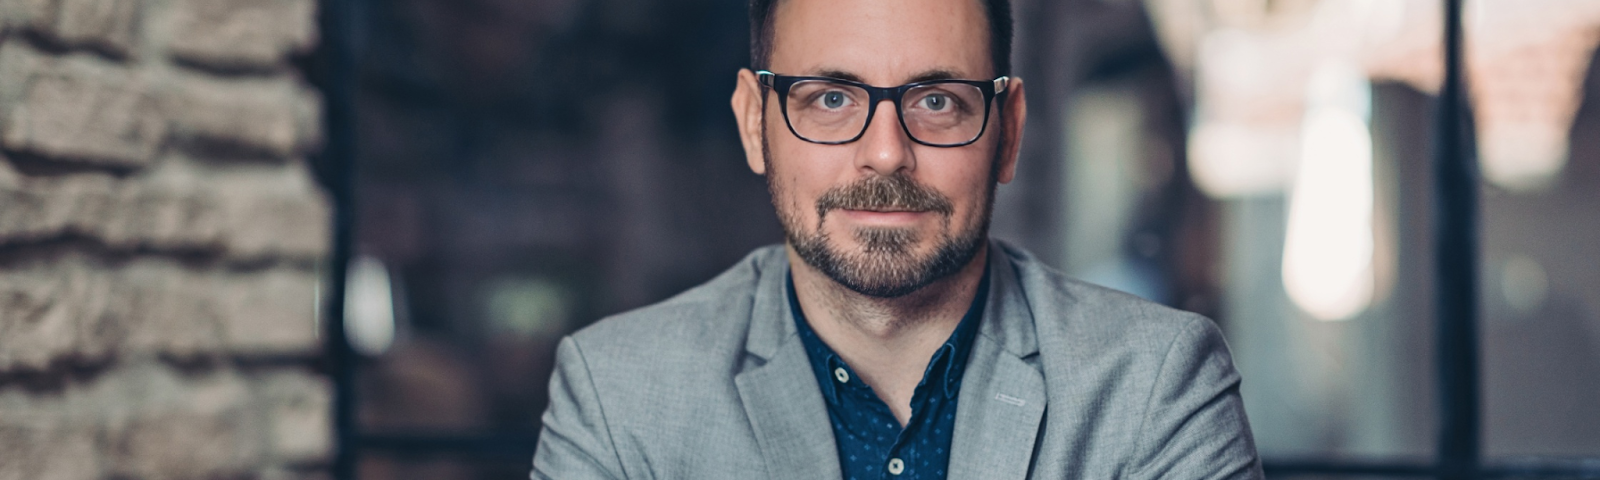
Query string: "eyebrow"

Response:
xmin=904 ymin=69 xmax=963 ymax=83
xmin=807 ymin=68 xmax=968 ymax=86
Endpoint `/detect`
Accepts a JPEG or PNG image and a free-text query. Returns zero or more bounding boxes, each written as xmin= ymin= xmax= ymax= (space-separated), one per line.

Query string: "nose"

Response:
xmin=852 ymin=98 xmax=916 ymax=175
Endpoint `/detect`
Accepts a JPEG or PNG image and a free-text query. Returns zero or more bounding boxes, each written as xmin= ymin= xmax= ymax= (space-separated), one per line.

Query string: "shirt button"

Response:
xmin=833 ymin=367 xmax=849 ymax=383
xmin=887 ymin=458 xmax=905 ymax=475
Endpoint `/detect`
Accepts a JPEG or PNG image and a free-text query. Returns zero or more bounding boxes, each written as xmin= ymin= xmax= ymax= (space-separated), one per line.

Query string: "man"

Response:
xmin=532 ymin=0 xmax=1262 ymax=477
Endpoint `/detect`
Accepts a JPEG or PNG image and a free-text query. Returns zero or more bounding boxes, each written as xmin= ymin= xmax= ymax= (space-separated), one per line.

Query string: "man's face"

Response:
xmin=737 ymin=0 xmax=1023 ymax=298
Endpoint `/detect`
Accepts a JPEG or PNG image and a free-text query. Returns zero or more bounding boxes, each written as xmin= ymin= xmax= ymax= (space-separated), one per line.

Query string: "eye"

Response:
xmin=818 ymin=90 xmax=850 ymax=109
xmin=920 ymin=94 xmax=950 ymax=111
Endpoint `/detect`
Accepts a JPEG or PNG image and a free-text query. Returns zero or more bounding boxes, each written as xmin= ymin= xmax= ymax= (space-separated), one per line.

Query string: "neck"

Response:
xmin=787 ymin=242 xmax=989 ymax=425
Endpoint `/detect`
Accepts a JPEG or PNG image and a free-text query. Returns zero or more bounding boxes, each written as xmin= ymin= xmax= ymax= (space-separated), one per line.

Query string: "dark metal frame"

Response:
xmin=317 ymin=0 xmax=358 ymax=477
xmin=317 ymin=0 xmax=1600 ymax=478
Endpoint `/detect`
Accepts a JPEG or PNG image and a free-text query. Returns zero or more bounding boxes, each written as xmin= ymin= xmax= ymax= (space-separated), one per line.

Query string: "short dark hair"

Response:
xmin=748 ymin=0 xmax=1014 ymax=78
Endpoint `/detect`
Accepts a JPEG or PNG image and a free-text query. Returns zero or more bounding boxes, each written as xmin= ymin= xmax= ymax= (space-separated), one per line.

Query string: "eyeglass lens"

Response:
xmin=785 ymin=80 xmax=988 ymax=145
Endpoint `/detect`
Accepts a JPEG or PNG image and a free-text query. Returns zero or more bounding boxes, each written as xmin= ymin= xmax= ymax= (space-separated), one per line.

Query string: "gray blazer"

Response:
xmin=533 ymin=242 xmax=1262 ymax=479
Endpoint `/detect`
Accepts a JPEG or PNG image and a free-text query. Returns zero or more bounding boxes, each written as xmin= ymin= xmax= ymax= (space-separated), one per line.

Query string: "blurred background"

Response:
xmin=322 ymin=0 xmax=1600 ymax=478
xmin=0 ymin=0 xmax=1595 ymax=479
xmin=332 ymin=0 xmax=1600 ymax=477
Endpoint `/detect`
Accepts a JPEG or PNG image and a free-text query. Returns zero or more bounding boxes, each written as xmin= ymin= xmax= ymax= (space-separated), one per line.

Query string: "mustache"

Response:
xmin=815 ymin=174 xmax=954 ymax=219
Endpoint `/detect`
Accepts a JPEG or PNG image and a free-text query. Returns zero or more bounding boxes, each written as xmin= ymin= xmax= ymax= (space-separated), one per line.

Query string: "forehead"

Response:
xmin=769 ymin=0 xmax=993 ymax=83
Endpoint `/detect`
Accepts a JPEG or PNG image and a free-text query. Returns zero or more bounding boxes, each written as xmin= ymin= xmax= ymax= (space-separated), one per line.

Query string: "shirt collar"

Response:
xmin=788 ymin=265 xmax=991 ymax=405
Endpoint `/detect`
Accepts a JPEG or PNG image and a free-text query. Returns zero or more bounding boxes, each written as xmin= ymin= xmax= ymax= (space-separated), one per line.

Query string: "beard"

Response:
xmin=764 ymin=131 xmax=995 ymax=298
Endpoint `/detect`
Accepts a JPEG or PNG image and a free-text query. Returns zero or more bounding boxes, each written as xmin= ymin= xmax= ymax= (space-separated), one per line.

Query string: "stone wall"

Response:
xmin=0 ymin=0 xmax=331 ymax=479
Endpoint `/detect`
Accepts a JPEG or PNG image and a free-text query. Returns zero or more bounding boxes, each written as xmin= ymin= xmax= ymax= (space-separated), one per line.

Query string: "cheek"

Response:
xmin=924 ymin=151 xmax=997 ymax=207
xmin=770 ymin=141 xmax=846 ymax=207
xmin=766 ymin=147 xmax=826 ymax=221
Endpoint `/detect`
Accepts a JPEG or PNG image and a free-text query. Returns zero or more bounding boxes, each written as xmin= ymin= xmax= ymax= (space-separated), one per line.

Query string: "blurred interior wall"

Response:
xmin=0 ymin=0 xmax=332 ymax=478
xmin=999 ymin=0 xmax=1222 ymax=317
xmin=344 ymin=5 xmax=775 ymax=476
xmin=1226 ymin=67 xmax=1600 ymax=458
xmin=1146 ymin=0 xmax=1600 ymax=458
xmin=1223 ymin=83 xmax=1437 ymax=458
xmin=1478 ymin=49 xmax=1600 ymax=456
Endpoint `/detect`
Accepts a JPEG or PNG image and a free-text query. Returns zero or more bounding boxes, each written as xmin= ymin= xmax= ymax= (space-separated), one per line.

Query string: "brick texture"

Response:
xmin=214 ymin=170 xmax=331 ymax=260
xmin=0 ymin=0 xmax=59 ymax=35
xmin=166 ymin=0 xmax=316 ymax=71
xmin=0 ymin=401 xmax=101 ymax=480
xmin=0 ymin=0 xmax=332 ymax=478
xmin=165 ymin=72 xmax=322 ymax=158
xmin=0 ymin=262 xmax=110 ymax=370
xmin=220 ymin=267 xmax=322 ymax=355
xmin=0 ymin=0 xmax=141 ymax=55
xmin=0 ymin=168 xmax=329 ymax=259
xmin=256 ymin=371 xmax=333 ymax=465
xmin=0 ymin=257 xmax=323 ymax=370
xmin=104 ymin=370 xmax=263 ymax=480
xmin=52 ymin=0 xmax=142 ymax=55
xmin=0 ymin=44 xmax=165 ymax=167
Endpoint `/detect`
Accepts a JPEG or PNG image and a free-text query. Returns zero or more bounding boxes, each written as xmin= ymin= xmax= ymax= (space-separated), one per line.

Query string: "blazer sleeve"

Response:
xmin=1128 ymin=314 xmax=1264 ymax=480
xmin=532 ymin=336 xmax=626 ymax=480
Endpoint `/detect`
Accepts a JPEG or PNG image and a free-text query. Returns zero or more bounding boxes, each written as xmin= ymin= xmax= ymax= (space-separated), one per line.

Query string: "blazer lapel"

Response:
xmin=949 ymin=243 xmax=1047 ymax=479
xmin=736 ymin=342 xmax=841 ymax=480
xmin=735 ymin=248 xmax=841 ymax=480
xmin=948 ymin=339 xmax=1046 ymax=479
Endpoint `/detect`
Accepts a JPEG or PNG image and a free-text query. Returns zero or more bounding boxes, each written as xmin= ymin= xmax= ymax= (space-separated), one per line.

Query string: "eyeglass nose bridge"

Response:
xmin=855 ymin=84 xmax=917 ymax=145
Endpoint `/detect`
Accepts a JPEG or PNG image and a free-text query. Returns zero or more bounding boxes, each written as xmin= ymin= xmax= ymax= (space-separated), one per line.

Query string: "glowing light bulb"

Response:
xmin=345 ymin=255 xmax=397 ymax=356
xmin=1282 ymin=63 xmax=1376 ymax=321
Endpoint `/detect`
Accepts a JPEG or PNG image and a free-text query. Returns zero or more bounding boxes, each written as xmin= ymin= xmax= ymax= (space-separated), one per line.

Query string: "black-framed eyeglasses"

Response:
xmin=757 ymin=70 xmax=1009 ymax=148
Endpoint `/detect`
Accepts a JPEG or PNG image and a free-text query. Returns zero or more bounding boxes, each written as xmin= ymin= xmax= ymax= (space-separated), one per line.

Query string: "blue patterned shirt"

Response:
xmin=787 ymin=271 xmax=989 ymax=480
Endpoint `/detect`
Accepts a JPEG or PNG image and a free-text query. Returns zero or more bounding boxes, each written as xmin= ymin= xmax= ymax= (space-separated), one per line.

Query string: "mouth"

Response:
xmin=846 ymin=207 xmax=921 ymax=213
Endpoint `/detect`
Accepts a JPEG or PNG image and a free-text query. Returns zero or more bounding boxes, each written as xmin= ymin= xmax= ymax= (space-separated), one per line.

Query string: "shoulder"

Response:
xmin=564 ymin=245 xmax=784 ymax=371
xmin=992 ymin=242 xmax=1247 ymax=463
xmin=995 ymin=241 xmax=1224 ymax=360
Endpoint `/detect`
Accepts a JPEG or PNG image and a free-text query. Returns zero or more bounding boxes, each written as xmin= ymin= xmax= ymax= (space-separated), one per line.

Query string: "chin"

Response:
xmin=792 ymin=226 xmax=986 ymax=299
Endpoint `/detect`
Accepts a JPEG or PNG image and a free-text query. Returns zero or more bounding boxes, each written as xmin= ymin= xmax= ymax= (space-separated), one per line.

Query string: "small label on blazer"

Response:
xmin=994 ymin=393 xmax=1026 ymax=407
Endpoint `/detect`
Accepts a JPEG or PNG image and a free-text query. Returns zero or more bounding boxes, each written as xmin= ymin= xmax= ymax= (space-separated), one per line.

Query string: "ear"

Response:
xmin=731 ymin=69 xmax=769 ymax=175
xmin=996 ymin=77 xmax=1026 ymax=184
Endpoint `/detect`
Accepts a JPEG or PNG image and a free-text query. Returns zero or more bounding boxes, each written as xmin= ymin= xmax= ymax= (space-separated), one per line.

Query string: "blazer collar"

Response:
xmin=736 ymin=246 xmax=839 ymax=480
xmin=949 ymin=240 xmax=1047 ymax=479
xmin=734 ymin=335 xmax=843 ymax=480
xmin=743 ymin=245 xmax=795 ymax=363
xmin=978 ymin=240 xmax=1042 ymax=359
